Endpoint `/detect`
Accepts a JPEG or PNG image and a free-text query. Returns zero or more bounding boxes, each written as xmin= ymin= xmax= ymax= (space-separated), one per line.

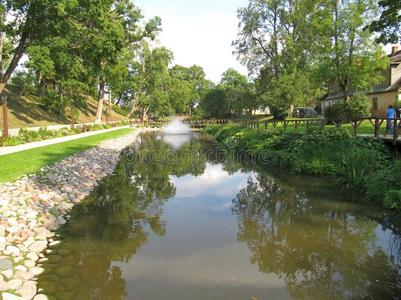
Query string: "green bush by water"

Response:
xmin=204 ymin=125 xmax=401 ymax=211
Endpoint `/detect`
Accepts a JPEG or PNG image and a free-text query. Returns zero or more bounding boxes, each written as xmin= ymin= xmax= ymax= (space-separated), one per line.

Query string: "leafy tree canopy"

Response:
xmin=370 ymin=0 xmax=401 ymax=44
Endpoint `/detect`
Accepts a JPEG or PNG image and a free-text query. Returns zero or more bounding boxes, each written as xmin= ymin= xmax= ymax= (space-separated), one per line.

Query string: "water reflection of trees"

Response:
xmin=37 ymin=134 xmax=210 ymax=300
xmin=233 ymin=175 xmax=401 ymax=300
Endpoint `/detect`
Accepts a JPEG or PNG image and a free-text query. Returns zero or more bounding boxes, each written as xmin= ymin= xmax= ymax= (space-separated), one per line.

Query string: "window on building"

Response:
xmin=372 ymin=98 xmax=378 ymax=110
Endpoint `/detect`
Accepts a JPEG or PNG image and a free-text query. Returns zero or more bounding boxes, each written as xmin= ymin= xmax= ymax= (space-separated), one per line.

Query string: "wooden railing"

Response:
xmin=235 ymin=118 xmax=327 ymax=131
xmin=359 ymin=117 xmax=401 ymax=141
xmin=188 ymin=119 xmax=230 ymax=129
xmin=190 ymin=117 xmax=401 ymax=145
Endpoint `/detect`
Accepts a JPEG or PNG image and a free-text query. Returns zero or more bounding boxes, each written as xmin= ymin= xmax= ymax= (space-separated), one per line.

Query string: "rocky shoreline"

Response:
xmin=0 ymin=128 xmax=156 ymax=300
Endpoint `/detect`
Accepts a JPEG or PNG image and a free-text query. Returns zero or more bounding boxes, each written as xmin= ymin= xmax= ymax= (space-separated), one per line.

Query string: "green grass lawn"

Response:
xmin=0 ymin=128 xmax=134 ymax=183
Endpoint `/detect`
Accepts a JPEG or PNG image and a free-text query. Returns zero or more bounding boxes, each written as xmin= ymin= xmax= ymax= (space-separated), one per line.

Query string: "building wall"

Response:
xmin=368 ymin=91 xmax=399 ymax=117
xmin=321 ymin=99 xmax=342 ymax=114
xmin=321 ymin=90 xmax=401 ymax=117
xmin=391 ymin=64 xmax=401 ymax=85
xmin=253 ymin=107 xmax=271 ymax=115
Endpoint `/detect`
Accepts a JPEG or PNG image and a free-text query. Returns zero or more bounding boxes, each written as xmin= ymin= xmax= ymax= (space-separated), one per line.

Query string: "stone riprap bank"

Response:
xmin=0 ymin=128 xmax=157 ymax=300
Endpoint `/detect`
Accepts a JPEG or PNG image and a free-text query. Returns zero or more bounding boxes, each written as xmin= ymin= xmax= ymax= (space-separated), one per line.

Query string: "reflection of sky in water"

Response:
xmin=374 ymin=226 xmax=401 ymax=264
xmin=171 ymin=163 xmax=250 ymax=198
xmin=162 ymin=134 xmax=191 ymax=149
xmin=118 ymin=162 xmax=290 ymax=300
xmin=37 ymin=135 xmax=401 ymax=300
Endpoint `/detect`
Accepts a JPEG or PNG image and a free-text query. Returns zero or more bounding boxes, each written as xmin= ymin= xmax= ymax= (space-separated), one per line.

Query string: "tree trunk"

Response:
xmin=142 ymin=107 xmax=150 ymax=122
xmin=0 ymin=23 xmax=3 ymax=78
xmin=95 ymin=75 xmax=105 ymax=124
xmin=0 ymin=82 xmax=5 ymax=95
xmin=0 ymin=0 xmax=37 ymax=95
xmin=39 ymin=78 xmax=46 ymax=95
xmin=128 ymin=94 xmax=138 ymax=118
xmin=70 ymin=109 xmax=75 ymax=129
xmin=0 ymin=24 xmax=30 ymax=95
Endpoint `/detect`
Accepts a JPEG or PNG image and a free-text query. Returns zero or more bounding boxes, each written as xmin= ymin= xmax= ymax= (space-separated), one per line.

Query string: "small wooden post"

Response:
xmin=1 ymin=93 xmax=8 ymax=138
xmin=264 ymin=121 xmax=267 ymax=130
xmin=393 ymin=119 xmax=398 ymax=145
xmin=70 ymin=114 xmax=75 ymax=130
xmin=374 ymin=118 xmax=379 ymax=138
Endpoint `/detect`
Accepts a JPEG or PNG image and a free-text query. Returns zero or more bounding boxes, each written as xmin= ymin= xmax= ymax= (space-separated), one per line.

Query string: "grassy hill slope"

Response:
xmin=0 ymin=86 xmax=127 ymax=130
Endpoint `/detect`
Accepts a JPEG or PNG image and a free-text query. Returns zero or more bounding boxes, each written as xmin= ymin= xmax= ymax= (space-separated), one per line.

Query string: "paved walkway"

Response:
xmin=0 ymin=126 xmax=130 ymax=156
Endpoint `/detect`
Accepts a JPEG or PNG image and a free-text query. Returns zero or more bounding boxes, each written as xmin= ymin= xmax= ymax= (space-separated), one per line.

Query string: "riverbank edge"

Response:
xmin=202 ymin=125 xmax=400 ymax=212
xmin=0 ymin=128 xmax=159 ymax=300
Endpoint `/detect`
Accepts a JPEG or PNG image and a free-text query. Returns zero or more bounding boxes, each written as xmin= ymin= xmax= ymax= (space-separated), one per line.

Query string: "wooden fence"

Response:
xmin=188 ymin=117 xmax=401 ymax=145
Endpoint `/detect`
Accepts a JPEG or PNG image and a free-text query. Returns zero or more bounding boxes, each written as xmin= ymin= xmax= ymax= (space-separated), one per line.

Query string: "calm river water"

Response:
xmin=37 ymin=133 xmax=401 ymax=300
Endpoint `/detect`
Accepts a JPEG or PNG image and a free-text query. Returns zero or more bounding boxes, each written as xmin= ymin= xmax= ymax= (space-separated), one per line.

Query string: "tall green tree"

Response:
xmin=201 ymin=87 xmax=229 ymax=118
xmin=220 ymin=68 xmax=256 ymax=115
xmin=58 ymin=0 xmax=161 ymax=123
xmin=315 ymin=0 xmax=388 ymax=103
xmin=168 ymin=65 xmax=208 ymax=115
xmin=0 ymin=0 xmax=75 ymax=94
xmin=129 ymin=43 xmax=174 ymax=120
xmin=234 ymin=0 xmax=324 ymax=115
xmin=26 ymin=34 xmax=88 ymax=118
xmin=370 ymin=0 xmax=401 ymax=44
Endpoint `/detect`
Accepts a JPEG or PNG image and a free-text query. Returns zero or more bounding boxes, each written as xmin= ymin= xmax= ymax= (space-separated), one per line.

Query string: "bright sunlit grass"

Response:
xmin=0 ymin=128 xmax=133 ymax=183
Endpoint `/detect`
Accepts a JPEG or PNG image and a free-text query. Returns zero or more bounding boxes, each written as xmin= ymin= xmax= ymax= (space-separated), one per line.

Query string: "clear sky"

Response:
xmin=134 ymin=0 xmax=249 ymax=83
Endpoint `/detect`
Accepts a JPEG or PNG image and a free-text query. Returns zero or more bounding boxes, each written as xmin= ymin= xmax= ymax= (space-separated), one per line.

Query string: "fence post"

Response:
xmin=393 ymin=119 xmax=398 ymax=145
xmin=1 ymin=93 xmax=8 ymax=138
xmin=374 ymin=118 xmax=379 ymax=138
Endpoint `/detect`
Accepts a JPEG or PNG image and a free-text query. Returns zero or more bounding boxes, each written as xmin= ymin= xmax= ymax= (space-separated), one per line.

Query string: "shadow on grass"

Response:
xmin=1 ymin=86 xmax=110 ymax=129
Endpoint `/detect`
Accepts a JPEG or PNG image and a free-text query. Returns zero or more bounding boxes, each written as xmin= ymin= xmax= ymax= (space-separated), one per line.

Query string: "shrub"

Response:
xmin=0 ymin=121 xmax=128 ymax=148
xmin=325 ymin=95 xmax=369 ymax=124
xmin=112 ymin=105 xmax=129 ymax=117
xmin=41 ymin=90 xmax=66 ymax=116
xmin=37 ymin=127 xmax=50 ymax=139
xmin=1 ymin=136 xmax=23 ymax=147
xmin=18 ymin=128 xmax=40 ymax=143
xmin=366 ymin=162 xmax=401 ymax=204
xmin=335 ymin=148 xmax=382 ymax=191
xmin=203 ymin=124 xmax=394 ymax=206
xmin=270 ymin=106 xmax=288 ymax=120
xmin=384 ymin=190 xmax=401 ymax=211
xmin=11 ymin=71 xmax=36 ymax=95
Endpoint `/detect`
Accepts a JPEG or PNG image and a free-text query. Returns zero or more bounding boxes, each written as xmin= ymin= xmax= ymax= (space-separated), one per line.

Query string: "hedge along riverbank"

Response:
xmin=0 ymin=121 xmax=129 ymax=147
xmin=204 ymin=125 xmax=401 ymax=212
